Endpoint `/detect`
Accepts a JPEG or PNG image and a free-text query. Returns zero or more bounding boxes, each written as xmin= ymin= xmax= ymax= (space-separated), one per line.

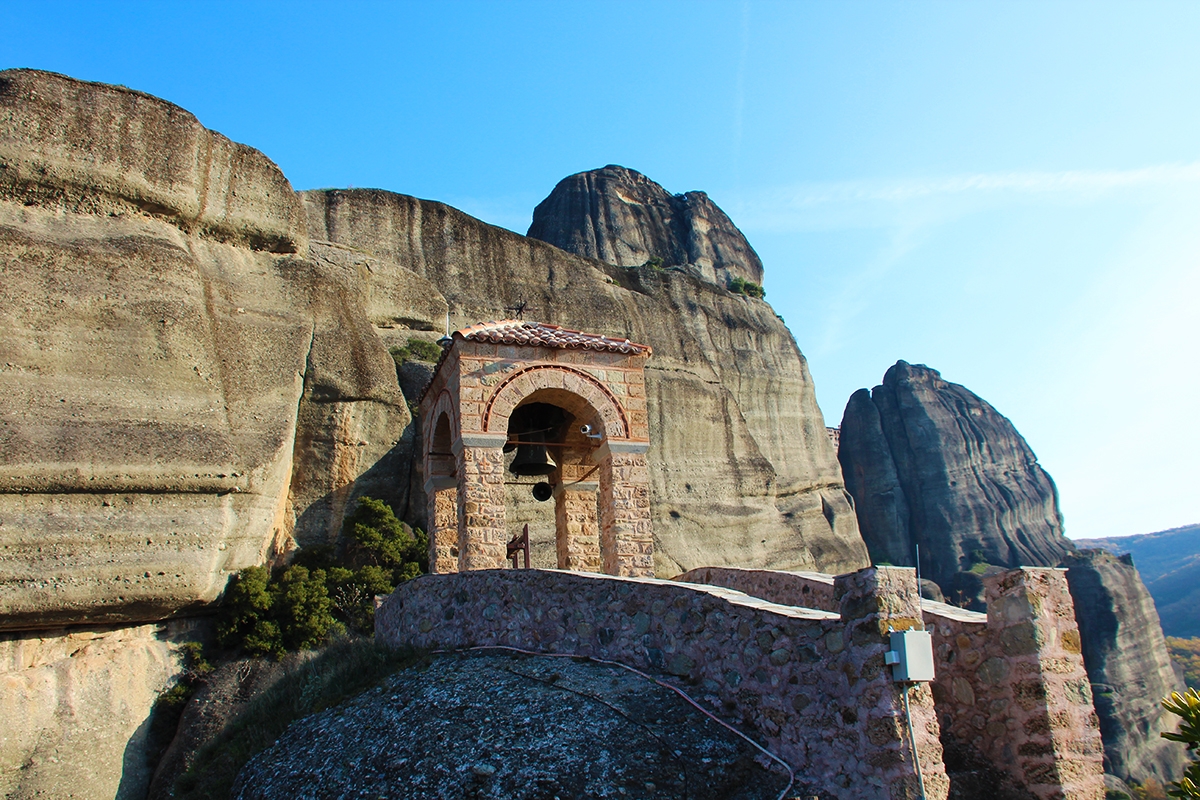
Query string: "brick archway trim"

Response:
xmin=483 ymin=364 xmax=629 ymax=438
xmin=423 ymin=389 xmax=459 ymax=447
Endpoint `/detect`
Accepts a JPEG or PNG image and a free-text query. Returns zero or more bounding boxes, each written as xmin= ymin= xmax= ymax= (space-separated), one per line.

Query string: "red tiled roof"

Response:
xmin=454 ymin=320 xmax=652 ymax=355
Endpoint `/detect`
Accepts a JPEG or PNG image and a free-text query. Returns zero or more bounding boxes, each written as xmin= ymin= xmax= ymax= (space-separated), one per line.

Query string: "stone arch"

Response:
xmin=423 ymin=390 xmax=458 ymax=451
xmin=423 ymin=390 xmax=460 ymax=574
xmin=483 ymin=365 xmax=628 ymax=439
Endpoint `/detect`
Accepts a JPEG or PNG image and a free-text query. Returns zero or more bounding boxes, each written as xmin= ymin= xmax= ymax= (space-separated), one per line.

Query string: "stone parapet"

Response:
xmin=677 ymin=565 xmax=1106 ymax=800
xmin=674 ymin=566 xmax=838 ymax=612
xmin=377 ymin=567 xmax=949 ymax=799
xmin=925 ymin=568 xmax=1103 ymax=800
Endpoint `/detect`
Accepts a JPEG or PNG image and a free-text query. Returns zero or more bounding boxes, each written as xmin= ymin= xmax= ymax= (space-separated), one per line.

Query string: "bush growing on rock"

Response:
xmin=388 ymin=337 xmax=442 ymax=367
xmin=218 ymin=497 xmax=427 ymax=656
xmin=344 ymin=496 xmax=427 ymax=575
xmin=218 ymin=565 xmax=340 ymax=658
xmin=728 ymin=275 xmax=765 ymax=299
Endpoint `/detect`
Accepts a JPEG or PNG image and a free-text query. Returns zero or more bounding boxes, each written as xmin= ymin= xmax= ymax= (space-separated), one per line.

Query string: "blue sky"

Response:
xmin=7 ymin=1 xmax=1198 ymax=539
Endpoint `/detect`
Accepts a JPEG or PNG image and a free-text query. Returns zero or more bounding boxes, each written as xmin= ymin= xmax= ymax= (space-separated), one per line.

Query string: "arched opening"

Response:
xmin=503 ymin=390 xmax=604 ymax=572
xmin=425 ymin=408 xmax=459 ymax=574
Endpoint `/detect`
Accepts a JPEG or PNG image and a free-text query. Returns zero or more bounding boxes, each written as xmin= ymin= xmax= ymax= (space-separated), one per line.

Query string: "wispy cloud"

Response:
xmin=735 ymin=161 xmax=1200 ymax=232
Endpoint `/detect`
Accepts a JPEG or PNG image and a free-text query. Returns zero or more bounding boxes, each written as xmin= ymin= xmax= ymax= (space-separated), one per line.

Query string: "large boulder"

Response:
xmin=1062 ymin=549 xmax=1187 ymax=785
xmin=837 ymin=361 xmax=1073 ymax=593
xmin=527 ymin=164 xmax=764 ymax=287
xmin=302 ymin=187 xmax=867 ymax=576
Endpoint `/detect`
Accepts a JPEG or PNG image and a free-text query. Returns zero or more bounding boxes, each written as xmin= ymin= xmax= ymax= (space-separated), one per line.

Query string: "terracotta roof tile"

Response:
xmin=454 ymin=320 xmax=651 ymax=355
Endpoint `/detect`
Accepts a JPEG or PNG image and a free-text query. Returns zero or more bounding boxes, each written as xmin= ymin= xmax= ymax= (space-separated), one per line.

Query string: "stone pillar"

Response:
xmin=554 ymin=481 xmax=600 ymax=571
xmin=425 ymin=476 xmax=458 ymax=574
xmin=834 ymin=566 xmax=950 ymax=800
xmin=454 ymin=434 xmax=508 ymax=570
xmin=596 ymin=440 xmax=653 ymax=577
xmin=982 ymin=568 xmax=1104 ymax=800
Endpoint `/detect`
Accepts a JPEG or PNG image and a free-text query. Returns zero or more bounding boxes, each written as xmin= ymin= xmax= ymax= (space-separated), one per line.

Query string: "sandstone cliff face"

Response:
xmin=0 ymin=70 xmax=867 ymax=797
xmin=0 ymin=625 xmax=182 ymax=800
xmin=0 ymin=68 xmax=423 ymax=799
xmin=527 ymin=165 xmax=764 ymax=287
xmin=1062 ymin=550 xmax=1187 ymax=785
xmin=838 ymin=361 xmax=1074 ymax=591
xmin=302 ymin=188 xmax=866 ymax=576
xmin=0 ymin=69 xmax=409 ymax=629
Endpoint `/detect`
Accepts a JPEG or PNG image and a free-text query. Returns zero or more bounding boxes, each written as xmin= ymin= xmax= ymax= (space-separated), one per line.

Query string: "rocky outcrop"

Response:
xmin=0 ymin=70 xmax=866 ymax=797
xmin=1077 ymin=524 xmax=1200 ymax=638
xmin=1062 ymin=549 xmax=1187 ymax=785
xmin=527 ymin=165 xmax=764 ymax=287
xmin=838 ymin=361 xmax=1074 ymax=593
xmin=0 ymin=624 xmax=183 ymax=800
xmin=0 ymin=70 xmax=417 ymax=798
xmin=0 ymin=69 xmax=409 ymax=629
xmin=302 ymin=188 xmax=867 ymax=577
xmin=232 ymin=652 xmax=791 ymax=799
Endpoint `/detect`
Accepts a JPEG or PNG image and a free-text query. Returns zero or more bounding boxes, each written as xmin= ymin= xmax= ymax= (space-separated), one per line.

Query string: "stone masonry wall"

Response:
xmin=676 ymin=566 xmax=1105 ymax=800
xmin=968 ymin=569 xmax=1104 ymax=800
xmin=675 ymin=566 xmax=838 ymax=612
xmin=377 ymin=566 xmax=948 ymax=799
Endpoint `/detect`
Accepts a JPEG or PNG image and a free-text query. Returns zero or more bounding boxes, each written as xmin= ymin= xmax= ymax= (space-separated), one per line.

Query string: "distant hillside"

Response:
xmin=1076 ymin=524 xmax=1200 ymax=638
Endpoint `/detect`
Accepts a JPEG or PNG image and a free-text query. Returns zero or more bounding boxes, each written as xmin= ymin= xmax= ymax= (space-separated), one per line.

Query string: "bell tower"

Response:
xmin=418 ymin=320 xmax=654 ymax=577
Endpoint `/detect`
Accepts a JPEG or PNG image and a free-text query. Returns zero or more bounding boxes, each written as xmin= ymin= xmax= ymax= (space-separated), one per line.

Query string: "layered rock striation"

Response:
xmin=0 ymin=70 xmax=867 ymax=796
xmin=838 ymin=361 xmax=1186 ymax=789
xmin=838 ymin=361 xmax=1073 ymax=593
xmin=527 ymin=164 xmax=764 ymax=287
xmin=302 ymin=188 xmax=867 ymax=577
xmin=1061 ymin=549 xmax=1187 ymax=785
xmin=0 ymin=69 xmax=408 ymax=630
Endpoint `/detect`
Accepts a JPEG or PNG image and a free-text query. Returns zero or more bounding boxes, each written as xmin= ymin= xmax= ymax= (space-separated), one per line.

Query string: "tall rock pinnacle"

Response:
xmin=837 ymin=361 xmax=1074 ymax=592
xmin=527 ymin=165 xmax=764 ymax=287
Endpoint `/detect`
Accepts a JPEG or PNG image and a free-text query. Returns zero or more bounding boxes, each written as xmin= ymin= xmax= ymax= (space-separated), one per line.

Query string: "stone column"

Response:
xmin=554 ymin=481 xmax=600 ymax=571
xmin=454 ymin=433 xmax=508 ymax=570
xmin=982 ymin=568 xmax=1104 ymax=800
xmin=834 ymin=566 xmax=950 ymax=800
xmin=424 ymin=476 xmax=458 ymax=574
xmin=596 ymin=440 xmax=653 ymax=577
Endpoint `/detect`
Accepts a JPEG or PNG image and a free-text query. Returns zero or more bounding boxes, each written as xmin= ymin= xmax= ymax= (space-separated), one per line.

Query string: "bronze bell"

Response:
xmin=510 ymin=439 xmax=557 ymax=476
xmin=507 ymin=403 xmax=564 ymax=476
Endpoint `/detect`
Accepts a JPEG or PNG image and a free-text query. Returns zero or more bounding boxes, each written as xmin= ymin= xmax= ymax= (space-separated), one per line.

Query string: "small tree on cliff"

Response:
xmin=1162 ymin=688 xmax=1200 ymax=798
xmin=343 ymin=496 xmax=427 ymax=578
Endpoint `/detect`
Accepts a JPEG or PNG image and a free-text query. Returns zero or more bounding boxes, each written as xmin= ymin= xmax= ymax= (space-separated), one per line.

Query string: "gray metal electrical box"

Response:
xmin=885 ymin=629 xmax=935 ymax=682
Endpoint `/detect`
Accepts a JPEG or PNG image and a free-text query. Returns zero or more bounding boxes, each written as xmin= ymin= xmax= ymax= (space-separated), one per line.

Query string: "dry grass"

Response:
xmin=175 ymin=636 xmax=423 ymax=800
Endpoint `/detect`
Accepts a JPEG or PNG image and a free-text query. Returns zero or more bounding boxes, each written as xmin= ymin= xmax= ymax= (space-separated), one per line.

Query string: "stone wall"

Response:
xmin=675 ymin=566 xmax=1105 ymax=800
xmin=674 ymin=566 xmax=838 ymax=612
xmin=377 ymin=566 xmax=950 ymax=800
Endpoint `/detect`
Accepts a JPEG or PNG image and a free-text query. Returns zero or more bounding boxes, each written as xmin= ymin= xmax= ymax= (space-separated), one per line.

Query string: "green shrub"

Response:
xmin=728 ymin=275 xmax=765 ymax=299
xmin=218 ymin=565 xmax=342 ymax=658
xmin=217 ymin=497 xmax=426 ymax=655
xmin=388 ymin=336 xmax=443 ymax=369
xmin=1162 ymin=687 xmax=1200 ymax=798
xmin=641 ymin=256 xmax=665 ymax=271
xmin=344 ymin=496 xmax=428 ymax=573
